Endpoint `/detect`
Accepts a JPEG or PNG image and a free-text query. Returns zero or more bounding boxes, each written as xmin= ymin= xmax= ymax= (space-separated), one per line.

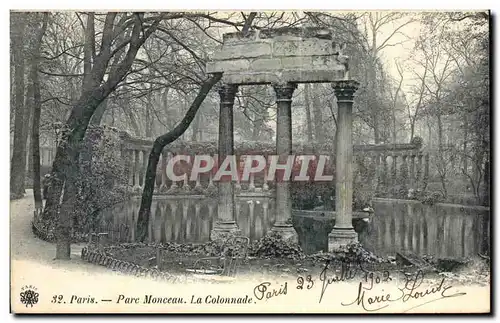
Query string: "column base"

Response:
xmin=328 ymin=227 xmax=358 ymax=252
xmin=210 ymin=222 xmax=241 ymax=241
xmin=270 ymin=224 xmax=298 ymax=243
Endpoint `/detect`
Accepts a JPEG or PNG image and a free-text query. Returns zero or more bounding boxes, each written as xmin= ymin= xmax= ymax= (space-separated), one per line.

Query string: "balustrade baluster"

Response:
xmin=409 ymin=154 xmax=416 ymax=189
xmin=154 ymin=203 xmax=162 ymax=243
xmin=141 ymin=150 xmax=148 ymax=189
xmin=381 ymin=154 xmax=388 ymax=194
xmin=170 ymin=201 xmax=179 ymax=241
xmin=235 ymin=155 xmax=242 ymax=191
xmin=167 ymin=153 xmax=178 ymax=193
xmin=262 ymin=155 xmax=269 ymax=191
xmin=375 ymin=153 xmax=382 ymax=193
xmin=194 ymin=172 xmax=202 ymax=191
xmin=206 ymin=154 xmax=216 ymax=193
xmin=391 ymin=154 xmax=398 ymax=192
xmin=423 ymin=153 xmax=430 ymax=190
xmin=384 ymin=215 xmax=392 ymax=253
xmin=235 ymin=199 xmax=241 ymax=223
xmin=249 ymin=172 xmax=256 ymax=191
xmin=262 ymin=200 xmax=269 ymax=232
xmin=182 ymin=173 xmax=191 ymax=192
xmin=401 ymin=154 xmax=409 ymax=190
xmin=416 ymin=153 xmax=423 ymax=190
xmin=194 ymin=203 xmax=201 ymax=242
xmin=154 ymin=154 xmax=161 ymax=193
xmin=183 ymin=200 xmax=190 ymax=241
xmin=248 ymin=200 xmax=255 ymax=238
xmin=149 ymin=201 xmax=155 ymax=243
xmin=160 ymin=151 xmax=168 ymax=192
xmin=164 ymin=202 xmax=172 ymax=241
xmin=133 ymin=149 xmax=141 ymax=191
xmin=393 ymin=216 xmax=400 ymax=251
xmin=125 ymin=149 xmax=132 ymax=188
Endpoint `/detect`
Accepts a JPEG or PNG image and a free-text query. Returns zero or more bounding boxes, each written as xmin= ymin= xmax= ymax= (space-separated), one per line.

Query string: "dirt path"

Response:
xmin=11 ymin=190 xmax=95 ymax=268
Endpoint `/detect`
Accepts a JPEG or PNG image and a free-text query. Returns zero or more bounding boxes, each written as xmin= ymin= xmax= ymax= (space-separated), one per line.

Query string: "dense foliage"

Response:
xmin=38 ymin=126 xmax=130 ymax=238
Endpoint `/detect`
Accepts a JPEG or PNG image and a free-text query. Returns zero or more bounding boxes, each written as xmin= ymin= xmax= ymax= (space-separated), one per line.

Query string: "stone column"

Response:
xmin=211 ymin=84 xmax=241 ymax=240
xmin=270 ymin=82 xmax=298 ymax=242
xmin=329 ymin=80 xmax=359 ymax=251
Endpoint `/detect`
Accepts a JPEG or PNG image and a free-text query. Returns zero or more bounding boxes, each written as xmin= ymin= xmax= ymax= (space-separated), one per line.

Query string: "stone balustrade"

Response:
xmin=39 ymin=137 xmax=429 ymax=199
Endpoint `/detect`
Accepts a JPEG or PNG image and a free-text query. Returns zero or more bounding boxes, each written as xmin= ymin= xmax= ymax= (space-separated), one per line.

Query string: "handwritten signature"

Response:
xmin=341 ymin=270 xmax=467 ymax=312
xmin=318 ymin=260 xmax=358 ymax=303
xmin=253 ymin=282 xmax=288 ymax=301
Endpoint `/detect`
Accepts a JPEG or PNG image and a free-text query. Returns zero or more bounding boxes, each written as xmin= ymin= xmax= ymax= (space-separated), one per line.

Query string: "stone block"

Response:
xmin=270 ymin=225 xmax=298 ymax=244
xmin=258 ymin=27 xmax=334 ymax=40
xmin=214 ymin=42 xmax=272 ymax=60
xmin=273 ymin=39 xmax=335 ymax=57
xmin=312 ymin=55 xmax=343 ymax=68
xmin=251 ymin=58 xmax=282 ymax=70
xmin=210 ymin=223 xmax=242 ymax=241
xmin=220 ymin=69 xmax=346 ymax=85
xmin=223 ymin=30 xmax=259 ymax=44
xmin=328 ymin=228 xmax=358 ymax=252
xmin=281 ymin=56 xmax=313 ymax=69
xmin=206 ymin=59 xmax=251 ymax=73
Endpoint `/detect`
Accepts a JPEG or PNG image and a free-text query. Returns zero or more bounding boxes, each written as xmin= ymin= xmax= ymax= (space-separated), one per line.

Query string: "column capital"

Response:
xmin=217 ymin=84 xmax=238 ymax=105
xmin=332 ymin=80 xmax=360 ymax=102
xmin=272 ymin=82 xmax=297 ymax=102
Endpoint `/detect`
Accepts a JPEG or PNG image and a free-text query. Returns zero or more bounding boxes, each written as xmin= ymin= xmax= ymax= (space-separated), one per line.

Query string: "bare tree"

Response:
xmin=43 ymin=13 xmax=165 ymax=259
xmin=29 ymin=13 xmax=49 ymax=212
xmin=10 ymin=13 xmax=28 ymax=199
xmin=135 ymin=12 xmax=258 ymax=241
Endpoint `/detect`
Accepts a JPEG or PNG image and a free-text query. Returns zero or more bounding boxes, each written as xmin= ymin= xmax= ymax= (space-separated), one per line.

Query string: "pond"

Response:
xmin=96 ymin=196 xmax=489 ymax=259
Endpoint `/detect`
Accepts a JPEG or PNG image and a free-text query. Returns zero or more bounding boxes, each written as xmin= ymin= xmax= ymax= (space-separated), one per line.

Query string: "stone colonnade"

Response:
xmin=210 ymin=80 xmax=360 ymax=250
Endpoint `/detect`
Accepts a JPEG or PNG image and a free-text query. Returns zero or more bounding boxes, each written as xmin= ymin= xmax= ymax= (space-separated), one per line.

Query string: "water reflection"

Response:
xmin=97 ymin=197 xmax=489 ymax=258
xmin=363 ymin=201 xmax=490 ymax=258
xmin=98 ymin=197 xmax=276 ymax=243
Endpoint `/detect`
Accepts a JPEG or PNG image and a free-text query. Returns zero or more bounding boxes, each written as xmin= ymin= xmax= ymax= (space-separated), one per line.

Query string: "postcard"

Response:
xmin=9 ymin=10 xmax=490 ymax=314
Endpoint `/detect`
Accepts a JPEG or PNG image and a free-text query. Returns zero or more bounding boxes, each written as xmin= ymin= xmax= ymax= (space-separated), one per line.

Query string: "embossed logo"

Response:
xmin=20 ymin=285 xmax=39 ymax=307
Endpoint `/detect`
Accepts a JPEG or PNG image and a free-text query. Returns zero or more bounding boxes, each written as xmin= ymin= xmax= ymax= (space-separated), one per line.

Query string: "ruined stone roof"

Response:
xmin=206 ymin=27 xmax=348 ymax=85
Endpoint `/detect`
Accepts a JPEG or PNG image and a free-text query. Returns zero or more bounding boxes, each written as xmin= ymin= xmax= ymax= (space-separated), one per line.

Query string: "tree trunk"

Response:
xmin=409 ymin=118 xmax=415 ymax=142
xmin=121 ymin=104 xmax=141 ymax=136
xmin=327 ymin=100 xmax=338 ymax=154
xmin=136 ymin=73 xmax=222 ymax=241
xmin=42 ymin=12 xmax=162 ymax=259
xmin=191 ymin=112 xmax=200 ymax=141
xmin=23 ymin=82 xmax=34 ymax=175
xmin=303 ymin=83 xmax=314 ymax=142
xmin=89 ymin=99 xmax=108 ymax=126
xmin=252 ymin=118 xmax=262 ymax=141
xmin=10 ymin=13 xmax=27 ymax=199
xmin=31 ymin=13 xmax=49 ymax=211
xmin=462 ymin=112 xmax=468 ymax=173
xmin=436 ymin=113 xmax=447 ymax=197
xmin=482 ymin=158 xmax=490 ymax=206
xmin=145 ymin=90 xmax=153 ymax=138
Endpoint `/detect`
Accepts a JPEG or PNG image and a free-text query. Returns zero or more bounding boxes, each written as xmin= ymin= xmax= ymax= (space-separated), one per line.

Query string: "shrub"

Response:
xmin=72 ymin=126 xmax=130 ymax=234
xmin=249 ymin=231 xmax=304 ymax=259
xmin=407 ymin=189 xmax=444 ymax=205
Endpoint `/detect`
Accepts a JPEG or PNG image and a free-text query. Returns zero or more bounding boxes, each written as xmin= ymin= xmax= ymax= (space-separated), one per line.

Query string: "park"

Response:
xmin=9 ymin=11 xmax=490 ymax=313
